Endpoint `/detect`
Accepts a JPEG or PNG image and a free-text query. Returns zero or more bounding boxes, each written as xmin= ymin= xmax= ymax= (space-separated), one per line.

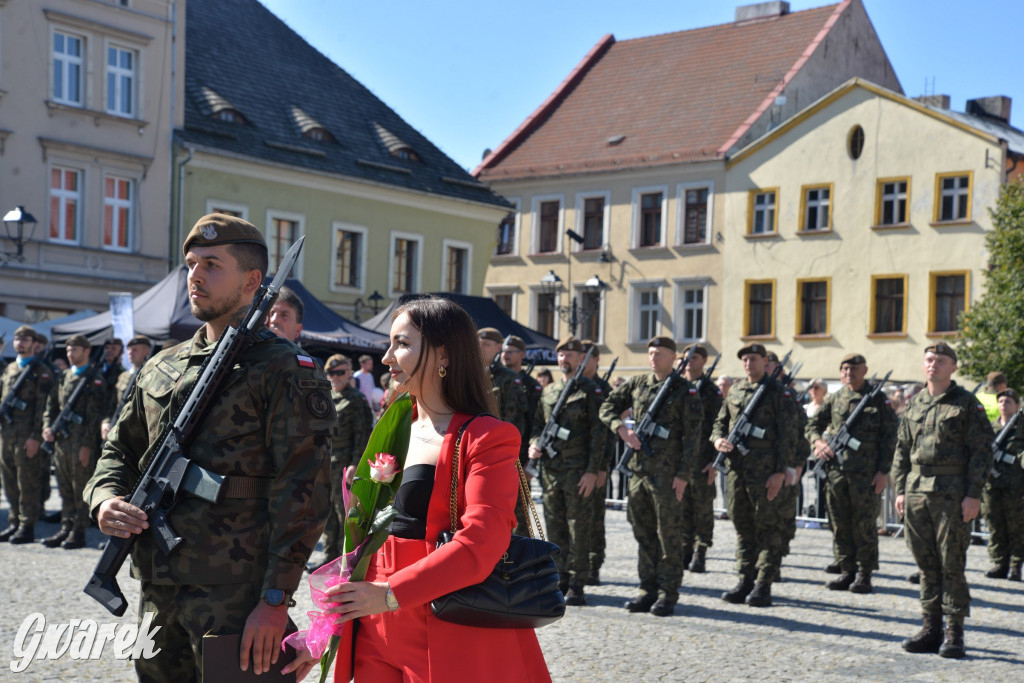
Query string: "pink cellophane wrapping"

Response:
xmin=282 ymin=545 xmax=363 ymax=658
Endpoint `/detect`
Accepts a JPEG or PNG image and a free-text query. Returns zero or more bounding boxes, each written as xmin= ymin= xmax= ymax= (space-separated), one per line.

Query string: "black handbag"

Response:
xmin=429 ymin=416 xmax=566 ymax=629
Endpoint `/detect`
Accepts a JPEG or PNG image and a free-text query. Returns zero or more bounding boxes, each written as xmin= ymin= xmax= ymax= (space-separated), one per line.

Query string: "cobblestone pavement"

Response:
xmin=1 ymin=489 xmax=1021 ymax=681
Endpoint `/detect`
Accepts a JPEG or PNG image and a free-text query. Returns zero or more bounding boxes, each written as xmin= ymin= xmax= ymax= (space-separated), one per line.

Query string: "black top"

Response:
xmin=389 ymin=464 xmax=436 ymax=539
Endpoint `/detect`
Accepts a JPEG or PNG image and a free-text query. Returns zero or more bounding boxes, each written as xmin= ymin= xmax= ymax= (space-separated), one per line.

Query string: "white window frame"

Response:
xmin=49 ymin=165 xmax=83 ymax=245
xmin=802 ymin=185 xmax=831 ymax=231
xmin=102 ymin=174 xmax=134 ymax=252
xmin=441 ymin=238 xmax=473 ymax=294
xmin=388 ymin=230 xmax=424 ymax=297
xmin=487 ymin=286 xmax=519 ymax=320
xmin=674 ymin=278 xmax=709 ymax=343
xmin=329 ymin=221 xmax=368 ymax=294
xmin=631 ymin=185 xmax=668 ymax=248
xmin=529 ymin=284 xmax=561 ymax=339
xmin=52 ymin=30 xmax=84 ymax=107
xmin=675 ymin=181 xmax=714 ymax=246
xmin=751 ymin=190 xmax=778 ymax=235
xmin=628 ymin=279 xmax=664 ymax=343
xmin=265 ymin=209 xmax=305 ymax=280
xmin=495 ymin=197 xmax=520 ymax=257
xmin=574 ymin=190 xmax=610 ymax=252
xmin=105 ymin=42 xmax=137 ymax=118
xmin=204 ymin=199 xmax=249 ymax=220
xmin=878 ymin=179 xmax=908 ymax=225
xmin=530 ymin=194 xmax=565 ymax=255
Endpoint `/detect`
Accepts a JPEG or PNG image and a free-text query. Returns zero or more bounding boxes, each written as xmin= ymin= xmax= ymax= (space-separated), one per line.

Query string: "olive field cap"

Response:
xmin=477 ymin=327 xmax=503 ymax=344
xmin=183 ymin=213 xmax=267 ymax=258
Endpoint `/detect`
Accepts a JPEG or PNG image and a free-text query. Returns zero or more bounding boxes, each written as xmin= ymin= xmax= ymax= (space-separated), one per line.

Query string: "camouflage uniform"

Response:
xmin=0 ymin=358 xmax=56 ymax=528
xmin=587 ymin=374 xmax=614 ymax=575
xmin=530 ymin=374 xmax=605 ymax=590
xmin=808 ymin=381 xmax=898 ymax=573
xmin=512 ymin=368 xmax=543 ymax=535
xmin=43 ymin=365 xmax=107 ymax=534
xmin=891 ymin=381 xmax=993 ymax=618
xmin=85 ymin=325 xmax=335 ymax=679
xmin=981 ymin=416 xmax=1024 ymax=572
xmin=101 ymin=360 xmax=126 ymax=415
xmin=600 ymin=373 xmax=702 ymax=606
xmin=681 ymin=374 xmax=723 ymax=559
xmin=323 ymin=385 xmax=373 ymax=560
xmin=710 ymin=377 xmax=795 ymax=585
xmin=490 ymin=362 xmax=528 ymax=434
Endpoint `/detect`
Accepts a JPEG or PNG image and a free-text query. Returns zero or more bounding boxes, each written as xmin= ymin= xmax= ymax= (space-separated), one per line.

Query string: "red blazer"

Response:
xmin=335 ymin=413 xmax=550 ymax=682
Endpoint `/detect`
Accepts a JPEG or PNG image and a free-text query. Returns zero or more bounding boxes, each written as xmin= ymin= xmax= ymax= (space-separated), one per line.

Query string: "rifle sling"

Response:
xmin=221 ymin=475 xmax=272 ymax=499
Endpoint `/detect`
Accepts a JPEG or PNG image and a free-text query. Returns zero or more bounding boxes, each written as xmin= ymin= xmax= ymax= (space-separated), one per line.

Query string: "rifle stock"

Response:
xmin=811 ymin=370 xmax=891 ymax=479
xmin=0 ymin=359 xmax=38 ymax=424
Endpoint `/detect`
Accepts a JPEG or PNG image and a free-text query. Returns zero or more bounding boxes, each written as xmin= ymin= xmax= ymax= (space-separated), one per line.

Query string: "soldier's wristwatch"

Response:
xmin=263 ymin=588 xmax=296 ymax=607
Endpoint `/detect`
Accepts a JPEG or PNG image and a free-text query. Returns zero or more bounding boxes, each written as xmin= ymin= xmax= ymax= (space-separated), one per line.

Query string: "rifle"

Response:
xmin=0 ymin=359 xmax=40 ymax=424
xmin=780 ymin=361 xmax=802 ymax=387
xmin=600 ymin=357 xmax=618 ymax=386
xmin=614 ymin=346 xmax=695 ymax=476
xmin=989 ymin=409 xmax=1023 ymax=479
xmin=695 ymin=353 xmax=721 ymax=394
xmin=84 ymin=237 xmax=305 ymax=616
xmin=711 ymin=350 xmax=792 ymax=474
xmin=41 ymin=353 xmax=104 ymax=456
xmin=526 ymin=345 xmax=596 ymax=477
xmin=812 ymin=370 xmax=893 ymax=479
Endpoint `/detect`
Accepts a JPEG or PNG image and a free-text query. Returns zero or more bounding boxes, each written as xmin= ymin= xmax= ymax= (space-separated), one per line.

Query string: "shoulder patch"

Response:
xmin=296 ymin=354 xmax=316 ymax=368
xmin=689 ymin=387 xmax=697 ymax=395
xmin=306 ymin=390 xmax=332 ymax=419
xmin=93 ymin=378 xmax=104 ymax=386
xmin=514 ymin=378 xmax=521 ymax=385
xmin=298 ymin=378 xmax=332 ymax=390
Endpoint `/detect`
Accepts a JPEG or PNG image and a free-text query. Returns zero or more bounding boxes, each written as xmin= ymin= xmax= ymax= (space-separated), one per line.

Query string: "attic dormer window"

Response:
xmin=394 ymin=148 xmax=418 ymax=162
xmin=193 ymin=85 xmax=247 ymax=125
xmin=290 ymin=106 xmax=335 ymax=143
xmin=305 ymin=127 xmax=335 ymax=143
xmin=214 ymin=109 xmax=244 ymax=123
xmin=373 ymin=122 xmax=419 ymax=162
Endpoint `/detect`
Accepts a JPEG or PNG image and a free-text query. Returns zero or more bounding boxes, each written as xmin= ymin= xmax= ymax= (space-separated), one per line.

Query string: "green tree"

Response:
xmin=957 ymin=178 xmax=1024 ymax=388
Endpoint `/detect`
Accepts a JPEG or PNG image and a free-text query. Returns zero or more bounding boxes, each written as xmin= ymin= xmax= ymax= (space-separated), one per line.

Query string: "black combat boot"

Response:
xmin=650 ymin=598 xmax=675 ymax=617
xmin=826 ymin=571 xmax=856 ymax=591
xmin=42 ymin=526 xmax=72 ymax=548
xmin=984 ymin=563 xmax=1008 ymax=579
xmin=586 ymin=566 xmax=601 ymax=586
xmin=902 ymin=614 xmax=943 ymax=653
xmin=721 ymin=576 xmax=755 ymax=604
xmin=745 ymin=581 xmax=772 ymax=607
xmin=0 ymin=523 xmax=20 ymax=542
xmin=824 ymin=561 xmax=842 ymax=574
xmin=564 ymin=585 xmax=586 ymax=606
xmin=682 ymin=546 xmax=693 ymax=570
xmin=849 ymin=571 xmax=872 ymax=594
xmin=907 ymin=571 xmax=920 ymax=584
xmin=1008 ymin=563 xmax=1022 ymax=582
xmin=8 ymin=525 xmax=35 ymax=544
xmin=624 ymin=594 xmax=657 ymax=613
xmin=62 ymin=530 xmax=86 ymax=549
xmin=688 ymin=547 xmax=707 ymax=573
xmin=938 ymin=617 xmax=966 ymax=659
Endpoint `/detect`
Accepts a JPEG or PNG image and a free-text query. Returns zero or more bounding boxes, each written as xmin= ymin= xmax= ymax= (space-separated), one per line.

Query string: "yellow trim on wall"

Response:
xmin=874 ymin=176 xmax=911 ymax=227
xmin=747 ymin=188 xmax=779 ymax=235
xmin=869 ymin=273 xmax=909 ymax=335
xmin=927 ymin=269 xmax=970 ymax=334
xmin=743 ymin=278 xmax=776 ymax=338
xmin=798 ymin=183 xmax=834 ymax=232
xmin=932 ymin=171 xmax=974 ymax=224
xmin=795 ymin=277 xmax=831 ymax=337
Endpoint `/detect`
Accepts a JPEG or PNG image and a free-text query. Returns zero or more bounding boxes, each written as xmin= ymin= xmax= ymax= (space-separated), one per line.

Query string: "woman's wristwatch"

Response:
xmin=384 ymin=583 xmax=400 ymax=612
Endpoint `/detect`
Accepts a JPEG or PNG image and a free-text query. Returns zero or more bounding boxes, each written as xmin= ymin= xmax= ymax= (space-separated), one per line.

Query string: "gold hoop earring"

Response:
xmin=438 ymin=365 xmax=447 ymax=378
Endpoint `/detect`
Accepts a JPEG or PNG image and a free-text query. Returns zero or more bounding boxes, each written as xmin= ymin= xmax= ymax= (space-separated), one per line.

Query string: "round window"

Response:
xmin=848 ymin=125 xmax=865 ymax=159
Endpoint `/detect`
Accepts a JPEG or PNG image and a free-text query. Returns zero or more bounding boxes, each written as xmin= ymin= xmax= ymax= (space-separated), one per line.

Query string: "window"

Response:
xmin=103 ymin=176 xmax=133 ymax=250
xmin=53 ymin=31 xmax=83 ymax=106
xmin=871 ymin=275 xmax=908 ymax=335
xmin=748 ymin=189 xmax=778 ymax=235
xmin=577 ymin=287 xmax=603 ymax=343
xmin=796 ymin=278 xmax=830 ymax=336
xmin=332 ymin=225 xmax=366 ymax=290
xmin=639 ymin=192 xmax=663 ymax=247
xmin=800 ymin=185 xmax=831 ymax=232
xmin=268 ymin=216 xmax=300 ymax=275
xmin=533 ymin=198 xmax=562 ymax=254
xmin=205 ymin=200 xmax=248 ymax=219
xmin=848 ymin=125 xmax=865 ymax=160
xmin=49 ymin=166 xmax=81 ymax=243
xmin=496 ymin=208 xmax=517 ymax=256
xmin=930 ymin=272 xmax=968 ymax=334
xmin=534 ymin=292 xmax=556 ymax=338
xmin=106 ymin=46 xmax=136 ymax=117
xmin=493 ymin=293 xmax=513 ymax=318
xmin=632 ymin=286 xmax=661 ymax=342
xmin=935 ymin=173 xmax=972 ymax=222
xmin=390 ymin=233 xmax=422 ymax=295
xmin=678 ymin=183 xmax=711 ymax=245
xmin=582 ymin=197 xmax=605 ymax=250
xmin=744 ymin=280 xmax=775 ymax=337
xmin=876 ymin=178 xmax=909 ymax=226
xmin=442 ymin=239 xmax=472 ymax=294
xmin=675 ymin=279 xmax=709 ymax=342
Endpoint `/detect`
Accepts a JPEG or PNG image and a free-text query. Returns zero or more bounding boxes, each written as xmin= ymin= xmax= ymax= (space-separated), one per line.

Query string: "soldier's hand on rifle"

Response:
xmin=78 ymin=446 xmax=91 ymax=468
xmin=765 ymin=472 xmax=785 ymax=501
xmin=871 ymin=471 xmax=888 ymax=495
xmin=672 ymin=476 xmax=688 ymax=501
xmin=714 ymin=438 xmax=734 ymax=453
xmin=97 ymin=496 xmax=149 ymax=538
xmin=961 ymin=496 xmax=980 ymax=523
xmin=813 ymin=439 xmax=834 ymax=460
xmin=23 ymin=437 xmax=39 ymax=459
xmin=702 ymin=462 xmax=717 ymax=486
xmin=617 ymin=425 xmax=642 ymax=451
xmin=528 ymin=444 xmax=543 ymax=460
xmin=42 ymin=427 xmax=55 ymax=442
xmin=577 ymin=472 xmax=598 ymax=497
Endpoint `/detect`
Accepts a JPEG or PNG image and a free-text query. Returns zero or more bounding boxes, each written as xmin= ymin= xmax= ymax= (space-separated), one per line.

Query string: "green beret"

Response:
xmin=477 ymin=327 xmax=503 ymax=345
xmin=997 ymin=389 xmax=1020 ymax=404
xmin=104 ymin=337 xmax=123 ymax=348
xmin=840 ymin=353 xmax=866 ymax=368
xmin=924 ymin=342 xmax=957 ymax=363
xmin=66 ymin=334 xmax=91 ymax=349
xmin=765 ymin=350 xmax=780 ymax=363
xmin=581 ymin=339 xmax=600 ymax=356
xmin=556 ymin=336 xmax=583 ymax=353
xmin=648 ymin=336 xmax=677 ymax=352
xmin=737 ymin=343 xmax=767 ymax=359
xmin=127 ymin=335 xmax=152 ymax=348
xmin=681 ymin=343 xmax=708 ymax=359
xmin=183 ymin=213 xmax=267 ymax=258
xmin=502 ymin=335 xmax=526 ymax=352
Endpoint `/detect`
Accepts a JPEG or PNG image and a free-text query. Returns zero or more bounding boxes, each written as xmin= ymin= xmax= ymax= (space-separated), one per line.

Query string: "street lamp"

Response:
xmin=539 ymin=266 xmax=609 ymax=337
xmin=368 ymin=290 xmax=384 ymax=314
xmin=1 ymin=206 xmax=38 ymax=264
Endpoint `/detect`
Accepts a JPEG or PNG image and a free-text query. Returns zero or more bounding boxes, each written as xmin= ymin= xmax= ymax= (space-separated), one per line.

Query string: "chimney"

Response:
xmin=966 ymin=96 xmax=1012 ymax=124
xmin=735 ymin=2 xmax=790 ymax=22
xmin=913 ymin=94 xmax=950 ymax=110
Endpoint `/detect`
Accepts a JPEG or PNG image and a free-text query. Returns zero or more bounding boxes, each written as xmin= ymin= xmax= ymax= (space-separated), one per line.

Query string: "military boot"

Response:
xmin=1007 ymin=563 xmax=1021 ymax=582
xmin=0 ymin=523 xmax=20 ymax=542
xmin=625 ymin=594 xmax=657 ymax=613
xmin=984 ymin=563 xmax=1008 ymax=579
xmin=688 ymin=547 xmax=707 ymax=573
xmin=682 ymin=546 xmax=693 ymax=570
xmin=586 ymin=566 xmax=601 ymax=586
xmin=744 ymin=581 xmax=772 ymax=607
xmin=62 ymin=530 xmax=86 ymax=550
xmin=824 ymin=561 xmax=842 ymax=574
xmin=849 ymin=571 xmax=872 ymax=594
xmin=907 ymin=571 xmax=920 ymax=584
xmin=827 ymin=571 xmax=856 ymax=590
xmin=42 ymin=526 xmax=72 ymax=548
xmin=8 ymin=525 xmax=35 ymax=544
xmin=721 ymin=576 xmax=755 ymax=604
xmin=901 ymin=614 xmax=943 ymax=653
xmin=650 ymin=598 xmax=675 ymax=617
xmin=938 ymin=617 xmax=966 ymax=659
xmin=564 ymin=585 xmax=586 ymax=606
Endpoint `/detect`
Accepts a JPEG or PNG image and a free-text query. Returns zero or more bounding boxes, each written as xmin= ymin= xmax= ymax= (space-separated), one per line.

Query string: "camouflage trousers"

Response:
xmin=322 ymin=458 xmax=347 ymax=560
xmin=627 ymin=470 xmax=686 ymax=604
xmin=136 ymin=581 xmax=296 ymax=682
xmin=727 ymin=464 xmax=785 ymax=584
xmin=0 ymin=435 xmax=48 ymax=526
xmin=53 ymin=444 xmax=96 ymax=532
xmin=903 ymin=491 xmax=972 ymax=617
xmin=981 ymin=483 xmax=1024 ymax=567
xmin=588 ymin=471 xmax=608 ymax=571
xmin=539 ymin=466 xmax=593 ymax=588
xmin=826 ymin=470 xmax=881 ymax=572
xmin=681 ymin=474 xmax=716 ymax=552
xmin=779 ymin=481 xmax=799 ymax=556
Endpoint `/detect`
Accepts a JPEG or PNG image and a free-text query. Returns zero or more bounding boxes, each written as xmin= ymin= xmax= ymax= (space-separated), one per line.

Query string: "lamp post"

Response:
xmin=540 ymin=229 xmax=609 ymax=337
xmin=368 ymin=290 xmax=384 ymax=314
xmin=1 ymin=206 xmax=38 ymax=264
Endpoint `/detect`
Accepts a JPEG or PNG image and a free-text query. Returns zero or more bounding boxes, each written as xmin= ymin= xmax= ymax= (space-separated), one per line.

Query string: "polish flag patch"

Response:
xmin=296 ymin=354 xmax=315 ymax=368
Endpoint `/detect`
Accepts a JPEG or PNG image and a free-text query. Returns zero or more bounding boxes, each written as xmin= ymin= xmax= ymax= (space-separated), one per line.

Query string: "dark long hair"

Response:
xmin=392 ymin=296 xmax=497 ymax=416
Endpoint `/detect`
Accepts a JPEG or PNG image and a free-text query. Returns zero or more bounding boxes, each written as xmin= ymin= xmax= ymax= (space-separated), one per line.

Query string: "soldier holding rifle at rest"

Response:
xmin=981 ymin=388 xmax=1024 ymax=581
xmin=101 ymin=335 xmax=152 ymax=442
xmin=680 ymin=344 xmax=722 ymax=574
xmin=501 ymin=334 xmax=542 ymax=535
xmin=580 ymin=339 xmax=614 ymax=586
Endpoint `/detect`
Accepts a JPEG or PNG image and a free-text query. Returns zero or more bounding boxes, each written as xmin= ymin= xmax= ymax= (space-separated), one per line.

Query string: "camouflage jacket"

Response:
xmin=710 ymin=376 xmax=795 ymax=475
xmin=489 ymin=363 xmax=528 ymax=433
xmin=514 ymin=368 xmax=543 ymax=461
xmin=599 ymin=372 xmax=702 ymax=481
xmin=103 ymin=366 xmax=140 ymax=427
xmin=530 ymin=374 xmax=605 ymax=473
xmin=0 ymin=357 xmax=56 ymax=442
xmin=892 ymin=381 xmax=993 ymax=500
xmin=43 ymin=365 xmax=107 ymax=455
xmin=85 ymin=325 xmax=335 ymax=595
xmin=691 ymin=373 xmax=724 ymax=471
xmin=590 ymin=374 xmax=616 ymax=471
xmin=332 ymin=384 xmax=373 ymax=468
xmin=987 ymin=416 xmax=1024 ymax=489
xmin=808 ymin=381 xmax=898 ymax=476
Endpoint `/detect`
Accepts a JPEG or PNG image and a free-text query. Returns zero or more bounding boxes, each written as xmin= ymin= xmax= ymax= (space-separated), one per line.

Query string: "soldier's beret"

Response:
xmin=581 ymin=339 xmax=600 ymax=356
xmin=477 ymin=327 xmax=504 ymax=344
xmin=556 ymin=336 xmax=583 ymax=352
xmin=987 ymin=371 xmax=1008 ymax=389
xmin=325 ymin=354 xmax=350 ymax=370
xmin=737 ymin=343 xmax=767 ymax=359
xmin=924 ymin=342 xmax=957 ymax=363
xmin=648 ymin=336 xmax=677 ymax=352
xmin=127 ymin=335 xmax=152 ymax=348
xmin=840 ymin=353 xmax=866 ymax=367
xmin=104 ymin=337 xmax=124 ymax=347
xmin=765 ymin=350 xmax=780 ymax=363
xmin=183 ymin=213 xmax=267 ymax=258
xmin=681 ymin=343 xmax=708 ymax=359
xmin=502 ymin=335 xmax=527 ymax=351
xmin=13 ymin=325 xmax=37 ymax=340
xmin=66 ymin=334 xmax=91 ymax=349
xmin=997 ymin=389 xmax=1020 ymax=404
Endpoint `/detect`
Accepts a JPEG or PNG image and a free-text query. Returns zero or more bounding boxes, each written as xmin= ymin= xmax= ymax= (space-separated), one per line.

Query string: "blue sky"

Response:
xmin=258 ymin=0 xmax=1024 ymax=172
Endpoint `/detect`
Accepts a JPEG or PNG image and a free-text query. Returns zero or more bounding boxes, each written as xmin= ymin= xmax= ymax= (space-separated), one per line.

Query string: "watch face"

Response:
xmin=265 ymin=588 xmax=284 ymax=606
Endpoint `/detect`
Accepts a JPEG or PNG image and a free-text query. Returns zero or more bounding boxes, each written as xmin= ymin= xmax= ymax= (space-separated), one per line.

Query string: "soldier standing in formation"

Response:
xmin=100 ymin=337 xmax=125 ymax=403
xmin=599 ymin=336 xmax=702 ymax=616
xmin=41 ymin=334 xmax=107 ymax=549
xmin=478 ymin=327 xmax=527 ymax=433
xmin=0 ymin=325 xmax=56 ymax=544
xmin=581 ymin=339 xmax=614 ymax=586
xmin=711 ymin=343 xmax=793 ymax=607
xmin=101 ymin=335 xmax=152 ymax=442
xmin=528 ymin=336 xmax=604 ymax=606
xmin=981 ymin=388 xmax=1024 ymax=581
xmin=501 ymin=335 xmax=542 ymax=535
xmin=809 ymin=353 xmax=897 ymax=594
xmin=85 ymin=214 xmax=335 ymax=678
xmin=681 ymin=344 xmax=722 ymax=574
xmin=892 ymin=342 xmax=992 ymax=659
xmin=764 ymin=350 xmax=805 ymax=580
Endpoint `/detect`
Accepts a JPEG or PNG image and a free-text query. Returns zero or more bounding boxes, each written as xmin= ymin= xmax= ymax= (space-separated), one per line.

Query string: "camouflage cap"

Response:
xmin=681 ymin=343 xmax=708 ymax=359
xmin=737 ymin=343 xmax=767 ymax=359
xmin=581 ymin=339 xmax=600 ymax=356
xmin=924 ymin=341 xmax=957 ymax=363
xmin=556 ymin=336 xmax=583 ymax=352
xmin=13 ymin=325 xmax=37 ymax=340
xmin=648 ymin=336 xmax=677 ymax=352
xmin=66 ymin=334 xmax=91 ymax=349
xmin=502 ymin=335 xmax=526 ymax=351
xmin=997 ymin=388 xmax=1020 ymax=404
xmin=477 ymin=327 xmax=503 ymax=344
xmin=127 ymin=335 xmax=152 ymax=348
xmin=182 ymin=213 xmax=267 ymax=258
xmin=840 ymin=353 xmax=867 ymax=368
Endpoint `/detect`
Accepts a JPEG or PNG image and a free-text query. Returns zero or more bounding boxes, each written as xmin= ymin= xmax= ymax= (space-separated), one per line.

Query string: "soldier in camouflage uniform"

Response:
xmin=0 ymin=325 xmax=57 ymax=544
xmin=100 ymin=337 xmax=126 ymax=399
xmin=681 ymin=344 xmax=723 ymax=574
xmin=764 ymin=350 xmax=806 ymax=580
xmin=711 ymin=343 xmax=794 ymax=607
xmin=501 ymin=335 xmax=543 ymax=535
xmin=809 ymin=353 xmax=897 ymax=594
xmin=101 ymin=335 xmax=152 ymax=442
xmin=600 ymin=336 xmax=702 ymax=616
xmin=85 ymin=214 xmax=335 ymax=680
xmin=892 ymin=342 xmax=993 ymax=659
xmin=529 ymin=336 xmax=604 ymax=606
xmin=479 ymin=327 xmax=527 ymax=434
xmin=41 ymin=334 xmax=107 ymax=549
xmin=581 ymin=340 xmax=614 ymax=585
xmin=981 ymin=388 xmax=1024 ymax=581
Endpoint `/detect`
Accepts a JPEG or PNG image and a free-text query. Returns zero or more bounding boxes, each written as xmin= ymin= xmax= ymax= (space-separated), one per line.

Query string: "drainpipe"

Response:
xmin=175 ymin=145 xmax=193 ymax=268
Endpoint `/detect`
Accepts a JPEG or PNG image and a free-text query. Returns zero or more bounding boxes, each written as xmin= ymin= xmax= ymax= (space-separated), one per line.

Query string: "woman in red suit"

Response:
xmin=289 ymin=296 xmax=550 ymax=682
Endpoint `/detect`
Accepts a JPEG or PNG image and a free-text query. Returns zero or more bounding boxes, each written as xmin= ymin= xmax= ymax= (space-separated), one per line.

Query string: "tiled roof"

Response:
xmin=476 ymin=2 xmax=849 ymax=181
xmin=179 ymin=0 xmax=508 ymax=209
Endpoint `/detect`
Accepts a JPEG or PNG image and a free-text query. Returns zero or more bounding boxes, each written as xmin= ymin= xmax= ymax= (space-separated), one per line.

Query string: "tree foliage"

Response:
xmin=957 ymin=178 xmax=1024 ymax=388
